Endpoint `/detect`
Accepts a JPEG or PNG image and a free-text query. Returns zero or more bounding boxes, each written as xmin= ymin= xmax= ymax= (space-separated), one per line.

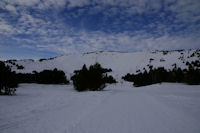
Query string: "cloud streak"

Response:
xmin=0 ymin=0 xmax=200 ymax=59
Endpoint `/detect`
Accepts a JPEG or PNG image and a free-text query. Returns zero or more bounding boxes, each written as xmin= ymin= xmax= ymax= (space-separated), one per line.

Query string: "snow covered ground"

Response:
xmin=1 ymin=49 xmax=200 ymax=132
xmin=1 ymin=83 xmax=200 ymax=133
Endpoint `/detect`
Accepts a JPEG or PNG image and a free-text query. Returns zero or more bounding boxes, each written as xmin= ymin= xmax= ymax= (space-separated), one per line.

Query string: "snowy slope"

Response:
xmin=0 ymin=83 xmax=200 ymax=133
xmin=5 ymin=49 xmax=200 ymax=80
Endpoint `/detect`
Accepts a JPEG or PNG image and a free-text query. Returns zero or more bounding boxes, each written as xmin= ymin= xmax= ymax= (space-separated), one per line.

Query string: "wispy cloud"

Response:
xmin=0 ymin=0 xmax=200 ymax=59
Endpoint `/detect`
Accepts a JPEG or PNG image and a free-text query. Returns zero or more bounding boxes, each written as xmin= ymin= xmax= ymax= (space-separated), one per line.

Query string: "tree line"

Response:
xmin=0 ymin=61 xmax=69 ymax=95
xmin=16 ymin=69 xmax=69 ymax=84
xmin=122 ymin=62 xmax=200 ymax=87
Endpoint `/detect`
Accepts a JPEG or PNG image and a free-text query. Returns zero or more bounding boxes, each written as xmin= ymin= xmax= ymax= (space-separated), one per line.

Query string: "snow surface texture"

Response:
xmin=5 ymin=49 xmax=200 ymax=81
xmin=0 ymin=83 xmax=200 ymax=133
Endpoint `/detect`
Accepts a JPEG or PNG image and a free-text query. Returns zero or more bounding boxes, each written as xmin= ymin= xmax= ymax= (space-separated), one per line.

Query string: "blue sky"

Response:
xmin=0 ymin=0 xmax=200 ymax=59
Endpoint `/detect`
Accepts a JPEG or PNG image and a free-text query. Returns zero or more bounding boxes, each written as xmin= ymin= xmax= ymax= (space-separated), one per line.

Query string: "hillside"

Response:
xmin=5 ymin=49 xmax=200 ymax=81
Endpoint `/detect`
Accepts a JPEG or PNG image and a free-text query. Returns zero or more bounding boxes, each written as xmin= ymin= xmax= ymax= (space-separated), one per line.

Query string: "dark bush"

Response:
xmin=71 ymin=63 xmax=116 ymax=91
xmin=16 ymin=73 xmax=37 ymax=83
xmin=103 ymin=75 xmax=117 ymax=84
xmin=122 ymin=73 xmax=135 ymax=82
xmin=39 ymin=58 xmax=47 ymax=62
xmin=16 ymin=64 xmax=24 ymax=69
xmin=162 ymin=51 xmax=168 ymax=55
xmin=38 ymin=68 xmax=69 ymax=84
xmin=160 ymin=58 xmax=165 ymax=62
xmin=149 ymin=58 xmax=154 ymax=63
xmin=0 ymin=61 xmax=18 ymax=95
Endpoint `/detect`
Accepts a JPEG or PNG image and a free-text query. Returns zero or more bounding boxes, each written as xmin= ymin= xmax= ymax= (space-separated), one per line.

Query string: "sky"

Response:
xmin=0 ymin=0 xmax=200 ymax=59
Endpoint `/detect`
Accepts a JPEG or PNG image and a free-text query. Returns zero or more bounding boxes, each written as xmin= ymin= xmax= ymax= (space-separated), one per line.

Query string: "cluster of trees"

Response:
xmin=123 ymin=64 xmax=200 ymax=87
xmin=5 ymin=59 xmax=17 ymax=64
xmin=16 ymin=68 xmax=69 ymax=84
xmin=186 ymin=60 xmax=200 ymax=68
xmin=0 ymin=60 xmax=69 ymax=95
xmin=71 ymin=63 xmax=116 ymax=91
xmin=5 ymin=60 xmax=24 ymax=69
xmin=0 ymin=61 xmax=18 ymax=95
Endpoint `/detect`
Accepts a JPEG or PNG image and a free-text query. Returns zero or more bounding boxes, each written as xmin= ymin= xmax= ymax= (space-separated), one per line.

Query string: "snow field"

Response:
xmin=0 ymin=83 xmax=200 ymax=133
